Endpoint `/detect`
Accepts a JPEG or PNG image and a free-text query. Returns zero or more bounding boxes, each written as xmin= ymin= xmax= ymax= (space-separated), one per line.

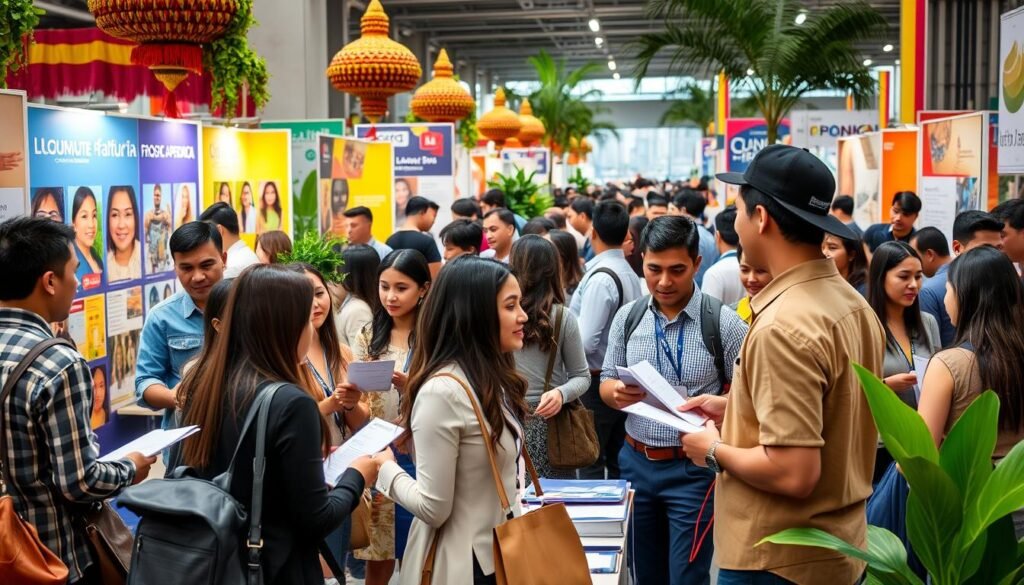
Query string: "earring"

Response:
xmin=417 ymin=296 xmax=425 ymax=306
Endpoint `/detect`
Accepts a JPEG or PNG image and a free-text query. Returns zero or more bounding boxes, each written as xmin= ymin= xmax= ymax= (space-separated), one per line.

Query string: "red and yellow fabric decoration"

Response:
xmin=516 ymin=100 xmax=545 ymax=147
xmin=410 ymin=48 xmax=474 ymax=123
xmin=327 ymin=0 xmax=422 ymax=123
xmin=477 ymin=88 xmax=522 ymax=150
xmin=88 ymin=0 xmax=238 ymax=116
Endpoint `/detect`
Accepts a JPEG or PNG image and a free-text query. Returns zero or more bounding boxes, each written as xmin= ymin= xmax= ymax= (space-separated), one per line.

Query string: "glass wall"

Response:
xmin=588 ymin=126 xmax=703 ymax=182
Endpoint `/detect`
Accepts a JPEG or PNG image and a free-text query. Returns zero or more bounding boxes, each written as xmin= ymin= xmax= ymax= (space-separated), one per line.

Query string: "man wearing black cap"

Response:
xmin=678 ymin=144 xmax=885 ymax=584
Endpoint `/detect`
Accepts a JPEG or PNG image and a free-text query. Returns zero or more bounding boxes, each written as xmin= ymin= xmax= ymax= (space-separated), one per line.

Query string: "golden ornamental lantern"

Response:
xmin=504 ymin=137 xmax=523 ymax=149
xmin=326 ymin=0 xmax=422 ymax=123
xmin=579 ymin=137 xmax=593 ymax=162
xmin=410 ymin=49 xmax=474 ymax=123
xmin=516 ymin=100 xmax=545 ymax=147
xmin=88 ymin=0 xmax=238 ymax=116
xmin=477 ymin=88 xmax=522 ymax=150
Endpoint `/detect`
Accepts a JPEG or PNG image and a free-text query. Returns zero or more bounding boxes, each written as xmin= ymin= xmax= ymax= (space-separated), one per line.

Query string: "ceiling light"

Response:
xmin=883 ymin=43 xmax=894 ymax=52
xmin=863 ymin=58 xmax=873 ymax=66
xmin=595 ymin=36 xmax=604 ymax=47
xmin=746 ymin=68 xmax=754 ymax=76
xmin=613 ymin=72 xmax=620 ymax=80
xmin=588 ymin=18 xmax=600 ymax=32
xmin=608 ymin=60 xmax=617 ymax=71
xmin=895 ymin=59 xmax=901 ymax=65
xmin=795 ymin=11 xmax=807 ymax=25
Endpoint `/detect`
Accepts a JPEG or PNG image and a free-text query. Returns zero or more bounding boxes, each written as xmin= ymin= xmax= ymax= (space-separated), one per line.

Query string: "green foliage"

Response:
xmin=280 ymin=231 xmax=346 ymax=283
xmin=760 ymin=365 xmax=1024 ymax=584
xmin=567 ymin=168 xmax=591 ymax=193
xmin=634 ymin=0 xmax=886 ymax=142
xmin=204 ymin=0 xmax=270 ymax=114
xmin=0 ymin=0 xmax=42 ymax=88
xmin=292 ymin=171 xmax=320 ymax=240
xmin=487 ymin=169 xmax=553 ymax=219
xmin=526 ymin=50 xmax=617 ymax=155
xmin=659 ymin=81 xmax=759 ymax=133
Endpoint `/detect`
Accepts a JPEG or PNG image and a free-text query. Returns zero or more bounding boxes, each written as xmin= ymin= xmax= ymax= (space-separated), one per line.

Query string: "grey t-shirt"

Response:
xmin=514 ymin=305 xmax=591 ymax=404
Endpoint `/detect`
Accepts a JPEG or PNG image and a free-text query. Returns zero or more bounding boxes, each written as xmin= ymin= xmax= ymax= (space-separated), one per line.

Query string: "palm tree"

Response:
xmin=635 ymin=0 xmax=886 ymax=143
xmin=526 ymin=50 xmax=617 ymax=156
xmin=659 ymin=81 xmax=759 ymax=133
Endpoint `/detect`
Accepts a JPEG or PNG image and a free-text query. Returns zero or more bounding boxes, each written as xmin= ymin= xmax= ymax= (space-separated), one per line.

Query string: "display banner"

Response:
xmin=919 ymin=112 xmax=994 ymax=242
xmin=699 ymin=138 xmax=716 ymax=180
xmin=27 ymin=105 xmax=201 ymax=424
xmin=356 ymin=123 xmax=454 ymax=228
xmin=789 ymin=110 xmax=879 ymax=151
xmin=500 ymin=147 xmax=552 ymax=191
xmin=202 ymin=127 xmax=292 ymax=246
xmin=0 ymin=90 xmax=28 ymax=221
xmin=317 ymin=134 xmax=394 ymax=243
xmin=261 ymin=120 xmax=346 ymax=238
xmin=725 ymin=118 xmax=791 ymax=172
xmin=999 ymin=6 xmax=1024 ymax=174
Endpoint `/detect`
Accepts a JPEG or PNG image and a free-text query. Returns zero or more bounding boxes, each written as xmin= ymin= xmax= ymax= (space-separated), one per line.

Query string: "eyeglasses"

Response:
xmin=34 ymin=210 xmax=61 ymax=221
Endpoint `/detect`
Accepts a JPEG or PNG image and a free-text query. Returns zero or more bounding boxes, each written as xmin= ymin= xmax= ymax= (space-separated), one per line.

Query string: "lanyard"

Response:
xmin=306 ymin=356 xmax=335 ymax=396
xmin=402 ymin=348 xmax=413 ymax=373
xmin=897 ymin=335 xmax=915 ymax=371
xmin=653 ymin=313 xmax=684 ymax=381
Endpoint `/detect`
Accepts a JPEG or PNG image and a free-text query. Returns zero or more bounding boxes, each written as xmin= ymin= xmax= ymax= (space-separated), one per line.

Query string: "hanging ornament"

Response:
xmin=326 ymin=0 xmax=422 ymax=124
xmin=88 ymin=0 xmax=238 ymax=117
xmin=516 ymin=100 xmax=545 ymax=147
xmin=410 ymin=49 xmax=475 ymax=123
xmin=477 ymin=88 xmax=522 ymax=150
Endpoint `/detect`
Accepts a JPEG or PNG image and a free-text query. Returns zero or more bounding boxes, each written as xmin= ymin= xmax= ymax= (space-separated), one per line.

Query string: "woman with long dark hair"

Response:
xmin=336 ymin=244 xmax=382 ymax=347
xmin=355 ymin=248 xmax=430 ymax=585
xmin=380 ymin=256 xmax=528 ymax=585
xmin=176 ymin=265 xmax=387 ymax=584
xmin=239 ymin=181 xmax=257 ymax=233
xmin=257 ymin=181 xmax=283 ymax=234
xmin=509 ymin=235 xmax=590 ymax=479
xmin=106 ymin=185 xmax=141 ymax=282
xmin=71 ymin=186 xmax=104 ymax=289
xmin=255 ymin=230 xmax=293 ymax=264
xmin=547 ymin=229 xmax=583 ymax=303
xmin=867 ymin=241 xmax=940 ymax=479
xmin=823 ymin=233 xmax=868 ymax=295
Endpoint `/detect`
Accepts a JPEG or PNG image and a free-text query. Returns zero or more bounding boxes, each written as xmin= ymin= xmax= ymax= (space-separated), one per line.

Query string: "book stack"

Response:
xmin=522 ymin=479 xmax=632 ymax=538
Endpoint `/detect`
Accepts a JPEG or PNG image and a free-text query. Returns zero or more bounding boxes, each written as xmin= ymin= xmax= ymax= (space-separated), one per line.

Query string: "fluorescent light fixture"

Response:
xmin=863 ymin=58 xmax=873 ymax=66
xmin=883 ymin=43 xmax=894 ymax=52
xmin=608 ymin=60 xmax=617 ymax=71
xmin=595 ymin=36 xmax=604 ymax=47
xmin=589 ymin=18 xmax=600 ymax=32
xmin=746 ymin=68 xmax=754 ymax=76
xmin=613 ymin=72 xmax=620 ymax=80
xmin=795 ymin=11 xmax=807 ymax=25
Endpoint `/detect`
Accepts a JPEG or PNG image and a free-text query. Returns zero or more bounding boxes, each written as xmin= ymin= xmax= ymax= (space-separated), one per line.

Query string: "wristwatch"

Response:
xmin=705 ymin=440 xmax=723 ymax=473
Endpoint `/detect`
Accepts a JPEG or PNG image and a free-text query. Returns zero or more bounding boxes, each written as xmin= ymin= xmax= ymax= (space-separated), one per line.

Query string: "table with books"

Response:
xmin=522 ymin=479 xmax=634 ymax=585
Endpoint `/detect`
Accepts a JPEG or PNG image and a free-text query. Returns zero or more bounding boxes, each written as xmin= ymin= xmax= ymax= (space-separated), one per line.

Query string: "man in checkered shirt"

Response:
xmin=0 ymin=217 xmax=156 ymax=584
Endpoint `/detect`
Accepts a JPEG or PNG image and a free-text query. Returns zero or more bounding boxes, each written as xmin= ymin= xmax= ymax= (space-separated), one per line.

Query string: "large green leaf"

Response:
xmin=854 ymin=364 xmax=939 ymax=464
xmin=759 ymin=527 xmax=923 ymax=585
xmin=901 ymin=457 xmax=961 ymax=581
xmin=965 ymin=439 xmax=1024 ymax=542
xmin=939 ymin=392 xmax=998 ymax=518
xmin=293 ymin=171 xmax=319 ymax=240
xmin=962 ymin=515 xmax=1024 ymax=585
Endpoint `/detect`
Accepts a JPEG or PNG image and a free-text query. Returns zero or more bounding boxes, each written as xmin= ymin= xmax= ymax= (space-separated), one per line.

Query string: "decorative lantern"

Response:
xmin=504 ymin=137 xmax=523 ymax=149
xmin=477 ymin=88 xmax=521 ymax=150
xmin=327 ymin=0 xmax=422 ymax=123
xmin=516 ymin=100 xmax=545 ymax=147
xmin=88 ymin=0 xmax=238 ymax=116
xmin=410 ymin=49 xmax=474 ymax=123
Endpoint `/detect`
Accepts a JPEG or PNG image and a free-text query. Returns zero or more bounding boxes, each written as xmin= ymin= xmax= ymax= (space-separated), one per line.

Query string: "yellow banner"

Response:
xmin=317 ymin=134 xmax=394 ymax=243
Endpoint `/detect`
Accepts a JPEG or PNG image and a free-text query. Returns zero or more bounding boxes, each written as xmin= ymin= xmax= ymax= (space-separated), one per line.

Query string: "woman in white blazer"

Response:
xmin=376 ymin=256 xmax=529 ymax=585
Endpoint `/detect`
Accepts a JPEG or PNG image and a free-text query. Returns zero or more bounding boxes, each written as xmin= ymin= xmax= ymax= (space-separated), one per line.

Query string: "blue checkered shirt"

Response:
xmin=600 ymin=290 xmax=748 ymax=447
xmin=0 ymin=308 xmax=136 ymax=583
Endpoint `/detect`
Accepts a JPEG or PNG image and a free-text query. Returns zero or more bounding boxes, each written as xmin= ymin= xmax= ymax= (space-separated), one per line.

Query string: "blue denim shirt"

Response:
xmin=134 ymin=290 xmax=204 ymax=429
xmin=919 ymin=263 xmax=954 ymax=347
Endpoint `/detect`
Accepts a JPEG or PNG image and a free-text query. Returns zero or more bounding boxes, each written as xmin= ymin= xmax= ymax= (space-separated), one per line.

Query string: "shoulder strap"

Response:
xmin=244 ymin=381 xmax=285 ymax=581
xmin=698 ymin=295 xmax=728 ymax=389
xmin=591 ymin=267 xmax=624 ymax=310
xmin=622 ymin=295 xmax=651 ymax=353
xmin=542 ymin=305 xmax=565 ymax=392
xmin=0 ymin=337 xmax=73 ymax=493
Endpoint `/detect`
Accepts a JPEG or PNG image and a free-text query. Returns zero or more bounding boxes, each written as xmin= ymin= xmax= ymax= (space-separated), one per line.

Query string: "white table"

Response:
xmin=581 ymin=490 xmax=633 ymax=585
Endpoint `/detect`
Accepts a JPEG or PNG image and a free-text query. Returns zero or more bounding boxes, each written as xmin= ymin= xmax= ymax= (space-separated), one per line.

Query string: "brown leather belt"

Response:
xmin=625 ymin=435 xmax=687 ymax=461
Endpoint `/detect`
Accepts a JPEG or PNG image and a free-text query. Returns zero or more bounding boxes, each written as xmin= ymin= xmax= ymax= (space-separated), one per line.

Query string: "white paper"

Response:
xmin=323 ymin=418 xmax=404 ymax=485
xmin=346 ymin=360 xmax=397 ymax=392
xmin=99 ymin=426 xmax=200 ymax=462
xmin=620 ymin=361 xmax=708 ymax=428
xmin=622 ymin=401 xmax=706 ymax=434
xmin=913 ymin=355 xmax=931 ymax=402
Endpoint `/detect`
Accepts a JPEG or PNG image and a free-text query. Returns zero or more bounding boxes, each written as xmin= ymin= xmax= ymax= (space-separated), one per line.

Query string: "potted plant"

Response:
xmin=0 ymin=0 xmax=42 ymax=88
xmin=487 ymin=169 xmax=553 ymax=220
xmin=761 ymin=364 xmax=1024 ymax=584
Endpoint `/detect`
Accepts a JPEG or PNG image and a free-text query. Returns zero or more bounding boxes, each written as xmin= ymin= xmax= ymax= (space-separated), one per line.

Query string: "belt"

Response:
xmin=625 ymin=435 xmax=687 ymax=461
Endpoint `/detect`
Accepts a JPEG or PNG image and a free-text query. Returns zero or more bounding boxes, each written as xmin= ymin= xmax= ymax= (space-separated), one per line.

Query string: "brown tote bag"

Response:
xmin=420 ymin=374 xmax=591 ymax=585
xmin=544 ymin=306 xmax=599 ymax=469
xmin=0 ymin=338 xmax=70 ymax=585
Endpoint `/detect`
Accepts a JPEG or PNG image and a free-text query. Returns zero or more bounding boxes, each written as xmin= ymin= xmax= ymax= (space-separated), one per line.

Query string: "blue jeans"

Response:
xmin=717 ymin=569 xmax=795 ymax=584
xmin=618 ymin=443 xmax=715 ymax=585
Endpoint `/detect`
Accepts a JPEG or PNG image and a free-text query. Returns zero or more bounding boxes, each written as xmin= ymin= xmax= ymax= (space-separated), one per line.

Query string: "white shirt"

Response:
xmin=224 ymin=239 xmax=260 ymax=278
xmin=480 ymin=249 xmax=509 ymax=263
xmin=700 ymin=250 xmax=744 ymax=306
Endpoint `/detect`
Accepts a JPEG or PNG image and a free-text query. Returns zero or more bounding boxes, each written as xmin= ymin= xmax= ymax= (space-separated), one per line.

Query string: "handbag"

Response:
xmin=544 ymin=306 xmax=599 ymax=469
xmin=348 ymin=490 xmax=372 ymax=550
xmin=0 ymin=337 xmax=72 ymax=585
xmin=77 ymin=500 xmax=133 ymax=585
xmin=421 ymin=374 xmax=591 ymax=585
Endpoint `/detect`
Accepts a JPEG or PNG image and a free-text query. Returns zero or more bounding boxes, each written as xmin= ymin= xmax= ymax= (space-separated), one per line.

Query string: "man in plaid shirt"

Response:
xmin=0 ymin=217 xmax=156 ymax=584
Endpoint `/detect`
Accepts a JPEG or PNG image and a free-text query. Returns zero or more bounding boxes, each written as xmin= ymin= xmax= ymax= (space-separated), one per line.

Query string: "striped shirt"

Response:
xmin=0 ymin=308 xmax=136 ymax=583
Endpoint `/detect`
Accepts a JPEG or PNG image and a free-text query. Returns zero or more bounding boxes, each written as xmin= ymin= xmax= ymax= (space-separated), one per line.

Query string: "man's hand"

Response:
xmin=608 ymin=380 xmax=646 ymax=410
xmin=125 ymin=452 xmax=159 ymax=485
xmin=681 ymin=420 xmax=721 ymax=468
xmin=678 ymin=394 xmax=728 ymax=426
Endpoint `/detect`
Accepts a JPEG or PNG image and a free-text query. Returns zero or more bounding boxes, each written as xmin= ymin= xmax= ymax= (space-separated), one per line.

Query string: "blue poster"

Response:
xmin=725 ymin=118 xmax=792 ymax=173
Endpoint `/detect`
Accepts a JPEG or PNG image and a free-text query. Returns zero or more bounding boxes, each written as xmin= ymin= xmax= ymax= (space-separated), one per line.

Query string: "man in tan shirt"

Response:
xmin=680 ymin=144 xmax=885 ymax=584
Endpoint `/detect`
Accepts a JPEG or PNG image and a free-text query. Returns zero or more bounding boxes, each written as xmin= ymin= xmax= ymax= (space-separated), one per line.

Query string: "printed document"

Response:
xmin=346 ymin=360 xmax=397 ymax=392
xmin=323 ymin=418 xmax=403 ymax=485
xmin=99 ymin=426 xmax=200 ymax=461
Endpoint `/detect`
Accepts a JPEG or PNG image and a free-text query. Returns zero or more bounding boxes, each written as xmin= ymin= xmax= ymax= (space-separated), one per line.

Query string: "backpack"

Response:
xmin=116 ymin=383 xmax=284 ymax=585
xmin=622 ymin=294 xmax=730 ymax=393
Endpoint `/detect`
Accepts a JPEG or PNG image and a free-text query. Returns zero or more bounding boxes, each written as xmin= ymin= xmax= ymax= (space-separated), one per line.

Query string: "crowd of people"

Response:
xmin=2 ymin=143 xmax=1024 ymax=585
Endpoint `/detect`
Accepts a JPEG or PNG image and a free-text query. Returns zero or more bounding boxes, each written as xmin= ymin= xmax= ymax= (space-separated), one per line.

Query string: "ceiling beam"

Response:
xmin=433 ymin=27 xmax=655 ymax=42
xmin=392 ymin=5 xmax=644 ymax=22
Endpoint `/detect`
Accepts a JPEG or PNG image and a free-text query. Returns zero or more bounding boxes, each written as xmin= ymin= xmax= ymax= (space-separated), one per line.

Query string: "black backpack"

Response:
xmin=117 ymin=383 xmax=283 ymax=585
xmin=622 ymin=294 xmax=730 ymax=393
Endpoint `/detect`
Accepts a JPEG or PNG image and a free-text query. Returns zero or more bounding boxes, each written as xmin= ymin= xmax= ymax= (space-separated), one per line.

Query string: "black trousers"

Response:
xmin=473 ymin=554 xmax=497 ymax=585
xmin=578 ymin=373 xmax=627 ymax=480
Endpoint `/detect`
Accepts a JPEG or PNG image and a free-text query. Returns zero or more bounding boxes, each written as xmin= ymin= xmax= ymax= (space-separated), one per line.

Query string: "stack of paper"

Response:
xmin=522 ymin=481 xmax=633 ymax=538
xmin=323 ymin=418 xmax=404 ymax=486
xmin=99 ymin=425 xmax=200 ymax=462
xmin=618 ymin=360 xmax=708 ymax=433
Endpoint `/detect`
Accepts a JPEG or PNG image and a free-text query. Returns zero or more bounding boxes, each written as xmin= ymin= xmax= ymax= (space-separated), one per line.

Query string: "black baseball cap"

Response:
xmin=717 ymin=144 xmax=855 ymax=239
